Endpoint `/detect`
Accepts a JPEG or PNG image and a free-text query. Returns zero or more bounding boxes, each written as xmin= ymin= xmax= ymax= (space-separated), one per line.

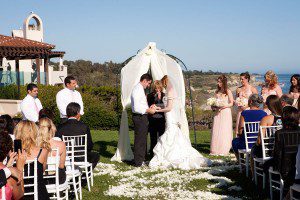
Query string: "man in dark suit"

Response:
xmin=147 ymin=80 xmax=166 ymax=158
xmin=56 ymin=102 xmax=99 ymax=169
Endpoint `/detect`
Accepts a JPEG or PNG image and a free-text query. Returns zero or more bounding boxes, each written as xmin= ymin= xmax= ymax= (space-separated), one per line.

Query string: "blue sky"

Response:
xmin=1 ymin=0 xmax=299 ymax=74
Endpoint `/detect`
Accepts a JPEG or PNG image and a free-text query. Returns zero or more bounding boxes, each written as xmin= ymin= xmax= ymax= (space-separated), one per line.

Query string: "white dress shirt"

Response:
xmin=20 ymin=94 xmax=43 ymax=122
xmin=56 ymin=88 xmax=84 ymax=118
xmin=131 ymin=83 xmax=149 ymax=115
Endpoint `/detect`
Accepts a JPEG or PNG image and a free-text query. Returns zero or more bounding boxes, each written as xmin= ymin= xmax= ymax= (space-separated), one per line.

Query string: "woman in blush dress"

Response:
xmin=261 ymin=70 xmax=283 ymax=115
xmin=210 ymin=75 xmax=234 ymax=156
xmin=289 ymin=74 xmax=300 ymax=108
xmin=235 ymin=72 xmax=258 ymax=135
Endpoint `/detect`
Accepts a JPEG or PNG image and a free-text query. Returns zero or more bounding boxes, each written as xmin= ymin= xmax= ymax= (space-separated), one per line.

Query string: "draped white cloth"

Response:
xmin=111 ymin=42 xmax=189 ymax=162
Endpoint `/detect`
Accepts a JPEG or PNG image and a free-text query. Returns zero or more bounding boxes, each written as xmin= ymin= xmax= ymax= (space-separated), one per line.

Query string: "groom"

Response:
xmin=131 ymin=73 xmax=155 ymax=167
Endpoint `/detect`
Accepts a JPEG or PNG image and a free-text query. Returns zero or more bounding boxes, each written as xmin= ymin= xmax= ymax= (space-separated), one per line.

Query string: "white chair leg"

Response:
xmin=73 ymin=176 xmax=79 ymax=200
xmin=66 ymin=188 xmax=69 ymax=200
xmin=238 ymin=152 xmax=242 ymax=173
xmin=91 ymin=165 xmax=94 ymax=186
xmin=86 ymin=167 xmax=91 ymax=191
xmin=245 ymin=154 xmax=249 ymax=177
xmin=79 ymin=175 xmax=82 ymax=200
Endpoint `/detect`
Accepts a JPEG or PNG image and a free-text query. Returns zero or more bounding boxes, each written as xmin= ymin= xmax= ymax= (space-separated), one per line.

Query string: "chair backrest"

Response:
xmin=63 ymin=135 xmax=87 ymax=163
xmin=64 ymin=139 xmax=75 ymax=171
xmin=260 ymin=125 xmax=282 ymax=159
xmin=44 ymin=148 xmax=60 ymax=196
xmin=23 ymin=159 xmax=38 ymax=199
xmin=243 ymin=121 xmax=260 ymax=151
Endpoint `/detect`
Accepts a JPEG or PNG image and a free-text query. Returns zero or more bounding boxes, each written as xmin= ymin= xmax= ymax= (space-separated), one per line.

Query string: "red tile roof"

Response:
xmin=0 ymin=34 xmax=55 ymax=49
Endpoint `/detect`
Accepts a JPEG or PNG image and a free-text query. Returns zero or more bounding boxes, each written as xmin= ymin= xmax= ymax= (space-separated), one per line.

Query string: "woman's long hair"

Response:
xmin=216 ymin=75 xmax=228 ymax=95
xmin=289 ymin=74 xmax=300 ymax=93
xmin=266 ymin=95 xmax=283 ymax=116
xmin=14 ymin=120 xmax=38 ymax=156
xmin=264 ymin=70 xmax=278 ymax=89
xmin=37 ymin=118 xmax=56 ymax=151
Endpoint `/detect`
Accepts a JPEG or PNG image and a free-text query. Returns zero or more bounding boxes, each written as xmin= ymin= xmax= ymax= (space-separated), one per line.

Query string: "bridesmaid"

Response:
xmin=210 ymin=75 xmax=234 ymax=156
xmin=261 ymin=70 xmax=282 ymax=114
xmin=289 ymin=74 xmax=300 ymax=108
xmin=235 ymin=72 xmax=258 ymax=135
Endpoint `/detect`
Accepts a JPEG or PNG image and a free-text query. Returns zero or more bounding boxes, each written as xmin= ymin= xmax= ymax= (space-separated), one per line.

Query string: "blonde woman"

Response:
xmin=14 ymin=120 xmax=50 ymax=200
xmin=38 ymin=117 xmax=66 ymax=184
xmin=261 ymin=70 xmax=283 ymax=114
xmin=147 ymin=80 xmax=165 ymax=158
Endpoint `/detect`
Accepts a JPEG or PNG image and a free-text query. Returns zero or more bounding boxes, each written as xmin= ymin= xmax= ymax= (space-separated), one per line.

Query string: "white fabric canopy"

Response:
xmin=111 ymin=42 xmax=190 ymax=162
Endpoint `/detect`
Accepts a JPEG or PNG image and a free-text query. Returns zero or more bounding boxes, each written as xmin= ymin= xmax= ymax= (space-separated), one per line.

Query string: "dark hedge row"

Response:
xmin=0 ymin=84 xmax=128 ymax=129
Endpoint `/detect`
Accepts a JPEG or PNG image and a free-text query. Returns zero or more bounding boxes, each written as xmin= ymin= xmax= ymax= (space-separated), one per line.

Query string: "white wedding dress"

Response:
xmin=149 ymin=90 xmax=212 ymax=170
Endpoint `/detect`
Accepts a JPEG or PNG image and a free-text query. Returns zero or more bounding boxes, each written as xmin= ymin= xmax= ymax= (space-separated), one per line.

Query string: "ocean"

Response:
xmin=255 ymin=74 xmax=293 ymax=94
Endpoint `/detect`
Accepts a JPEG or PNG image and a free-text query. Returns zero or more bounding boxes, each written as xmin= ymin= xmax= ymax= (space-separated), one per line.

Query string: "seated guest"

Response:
xmin=38 ymin=118 xmax=66 ymax=184
xmin=0 ymin=115 xmax=14 ymax=135
xmin=39 ymin=109 xmax=55 ymax=121
xmin=0 ymin=131 xmax=26 ymax=200
xmin=12 ymin=117 xmax=21 ymax=128
xmin=56 ymin=103 xmax=99 ymax=169
xmin=266 ymin=106 xmax=300 ymax=198
xmin=250 ymin=95 xmax=283 ymax=175
xmin=20 ymin=83 xmax=43 ymax=122
xmin=280 ymin=94 xmax=294 ymax=108
xmin=232 ymin=94 xmax=267 ymax=161
xmin=14 ymin=120 xmax=50 ymax=200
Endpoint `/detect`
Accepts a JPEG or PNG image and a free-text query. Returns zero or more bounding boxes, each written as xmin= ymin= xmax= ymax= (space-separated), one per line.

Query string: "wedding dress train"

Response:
xmin=149 ymin=96 xmax=212 ymax=170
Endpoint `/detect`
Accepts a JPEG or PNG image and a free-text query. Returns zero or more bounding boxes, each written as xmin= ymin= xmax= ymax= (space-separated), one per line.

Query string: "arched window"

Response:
xmin=28 ymin=16 xmax=41 ymax=31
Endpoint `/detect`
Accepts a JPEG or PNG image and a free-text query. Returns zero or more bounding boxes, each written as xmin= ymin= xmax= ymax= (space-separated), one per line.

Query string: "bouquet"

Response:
xmin=207 ymin=97 xmax=227 ymax=109
xmin=207 ymin=97 xmax=217 ymax=106
xmin=236 ymin=97 xmax=248 ymax=107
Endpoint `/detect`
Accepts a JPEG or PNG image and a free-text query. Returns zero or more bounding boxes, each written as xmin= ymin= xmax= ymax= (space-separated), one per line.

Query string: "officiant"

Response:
xmin=147 ymin=80 xmax=166 ymax=158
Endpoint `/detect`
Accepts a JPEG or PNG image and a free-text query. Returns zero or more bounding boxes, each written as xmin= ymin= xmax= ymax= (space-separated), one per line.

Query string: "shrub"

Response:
xmin=0 ymin=84 xmax=122 ymax=129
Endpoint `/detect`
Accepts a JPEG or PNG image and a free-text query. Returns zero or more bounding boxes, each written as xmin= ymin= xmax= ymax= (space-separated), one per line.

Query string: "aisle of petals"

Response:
xmin=94 ymin=159 xmax=244 ymax=200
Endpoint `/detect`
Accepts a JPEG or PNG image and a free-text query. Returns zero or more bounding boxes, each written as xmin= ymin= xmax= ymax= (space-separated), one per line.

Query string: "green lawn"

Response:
xmin=80 ymin=130 xmax=268 ymax=200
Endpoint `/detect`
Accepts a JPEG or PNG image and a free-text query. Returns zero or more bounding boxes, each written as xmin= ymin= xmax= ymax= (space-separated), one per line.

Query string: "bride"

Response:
xmin=149 ymin=75 xmax=212 ymax=170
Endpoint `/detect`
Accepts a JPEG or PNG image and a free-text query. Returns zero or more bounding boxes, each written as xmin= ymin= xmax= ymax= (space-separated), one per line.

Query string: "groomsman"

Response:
xmin=20 ymin=83 xmax=43 ymax=122
xmin=56 ymin=76 xmax=84 ymax=124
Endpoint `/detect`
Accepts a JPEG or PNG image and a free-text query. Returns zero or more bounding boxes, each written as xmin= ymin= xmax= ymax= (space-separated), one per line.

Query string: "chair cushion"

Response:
xmin=46 ymin=181 xmax=69 ymax=193
xmin=74 ymin=161 xmax=92 ymax=167
xmin=66 ymin=169 xmax=81 ymax=178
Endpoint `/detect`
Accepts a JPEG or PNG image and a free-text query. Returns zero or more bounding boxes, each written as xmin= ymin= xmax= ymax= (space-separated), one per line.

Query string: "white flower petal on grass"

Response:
xmin=94 ymin=160 xmax=241 ymax=199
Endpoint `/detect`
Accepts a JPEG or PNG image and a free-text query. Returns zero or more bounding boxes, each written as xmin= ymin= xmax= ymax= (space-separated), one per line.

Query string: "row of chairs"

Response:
xmin=238 ymin=122 xmax=300 ymax=199
xmin=1 ymin=135 xmax=94 ymax=200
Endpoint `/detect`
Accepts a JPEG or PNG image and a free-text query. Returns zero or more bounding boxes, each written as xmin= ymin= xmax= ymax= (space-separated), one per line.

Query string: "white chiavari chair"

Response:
xmin=63 ymin=135 xmax=93 ymax=191
xmin=238 ymin=121 xmax=260 ymax=177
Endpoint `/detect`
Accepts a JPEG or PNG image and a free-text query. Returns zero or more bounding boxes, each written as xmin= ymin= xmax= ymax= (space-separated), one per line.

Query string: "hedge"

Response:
xmin=0 ymin=84 xmax=127 ymax=129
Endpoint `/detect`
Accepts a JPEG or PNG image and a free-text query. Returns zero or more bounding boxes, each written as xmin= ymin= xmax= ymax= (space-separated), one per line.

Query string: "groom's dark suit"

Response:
xmin=131 ymin=83 xmax=150 ymax=167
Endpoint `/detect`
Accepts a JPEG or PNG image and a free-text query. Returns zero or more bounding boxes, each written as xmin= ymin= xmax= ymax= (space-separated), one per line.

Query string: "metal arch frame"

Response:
xmin=166 ymin=54 xmax=197 ymax=146
xmin=115 ymin=51 xmax=197 ymax=146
